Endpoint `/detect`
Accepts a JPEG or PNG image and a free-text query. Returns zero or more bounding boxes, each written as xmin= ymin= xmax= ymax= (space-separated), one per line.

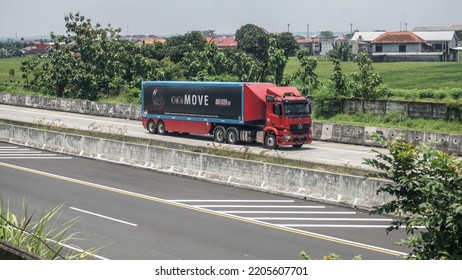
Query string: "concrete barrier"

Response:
xmin=0 ymin=239 xmax=42 ymax=260
xmin=2 ymin=92 xmax=461 ymax=155
xmin=0 ymin=123 xmax=393 ymax=210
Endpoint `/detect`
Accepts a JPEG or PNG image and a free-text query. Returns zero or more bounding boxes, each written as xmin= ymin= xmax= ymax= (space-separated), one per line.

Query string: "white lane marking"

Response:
xmin=0 ymin=162 xmax=407 ymax=256
xmin=171 ymin=200 xmax=295 ymax=203
xmin=45 ymin=238 xmax=109 ymax=260
xmin=70 ymin=207 xmax=138 ymax=227
xmin=222 ymin=211 xmax=356 ymax=214
xmin=278 ymin=224 xmax=425 ymax=228
xmin=57 ymin=243 xmax=110 ymax=260
xmin=10 ymin=217 xmax=110 ymax=260
xmin=0 ymin=157 xmax=73 ymax=159
xmin=250 ymin=217 xmax=393 ymax=221
xmin=0 ymin=153 xmax=50 ymax=156
xmin=197 ymin=205 xmax=325 ymax=208
xmin=0 ymin=148 xmax=31 ymax=151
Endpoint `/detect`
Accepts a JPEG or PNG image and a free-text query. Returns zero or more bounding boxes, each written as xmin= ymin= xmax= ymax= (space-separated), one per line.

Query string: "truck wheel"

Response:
xmin=265 ymin=133 xmax=278 ymax=149
xmin=292 ymin=144 xmax=303 ymax=148
xmin=213 ymin=126 xmax=225 ymax=143
xmin=157 ymin=120 xmax=167 ymax=135
xmin=147 ymin=120 xmax=157 ymax=134
xmin=226 ymin=128 xmax=239 ymax=145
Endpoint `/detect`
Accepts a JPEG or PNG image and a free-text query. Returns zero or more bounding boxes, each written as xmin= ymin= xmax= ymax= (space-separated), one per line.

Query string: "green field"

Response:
xmin=0 ymin=57 xmax=23 ymax=83
xmin=286 ymin=58 xmax=462 ymax=89
xmin=2 ymin=56 xmax=462 ymax=89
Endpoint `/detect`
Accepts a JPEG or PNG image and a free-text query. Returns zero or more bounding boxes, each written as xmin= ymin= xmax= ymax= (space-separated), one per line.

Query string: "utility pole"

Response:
xmin=307 ymin=24 xmax=310 ymax=38
xmin=350 ymin=23 xmax=353 ymax=34
xmin=287 ymin=24 xmax=290 ymax=33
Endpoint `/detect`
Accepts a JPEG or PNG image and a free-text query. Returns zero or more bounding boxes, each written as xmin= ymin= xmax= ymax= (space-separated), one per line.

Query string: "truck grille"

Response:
xmin=290 ymin=123 xmax=309 ymax=135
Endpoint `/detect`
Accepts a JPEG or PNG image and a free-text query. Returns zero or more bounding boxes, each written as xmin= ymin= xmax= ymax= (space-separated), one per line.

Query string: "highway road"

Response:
xmin=0 ymin=142 xmax=408 ymax=259
xmin=0 ymin=104 xmax=385 ymax=170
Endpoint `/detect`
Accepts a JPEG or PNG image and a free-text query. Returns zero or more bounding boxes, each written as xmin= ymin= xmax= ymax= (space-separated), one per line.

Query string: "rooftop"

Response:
xmin=372 ymin=32 xmax=427 ymax=44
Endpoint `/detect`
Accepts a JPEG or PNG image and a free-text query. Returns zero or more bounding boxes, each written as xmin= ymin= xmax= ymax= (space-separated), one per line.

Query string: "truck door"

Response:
xmin=266 ymin=103 xmax=284 ymax=130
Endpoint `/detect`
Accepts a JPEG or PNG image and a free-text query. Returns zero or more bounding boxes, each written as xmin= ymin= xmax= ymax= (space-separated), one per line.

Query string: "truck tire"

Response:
xmin=157 ymin=120 xmax=167 ymax=135
xmin=292 ymin=144 xmax=303 ymax=148
xmin=213 ymin=126 xmax=226 ymax=143
xmin=147 ymin=120 xmax=157 ymax=134
xmin=265 ymin=132 xmax=278 ymax=149
xmin=226 ymin=127 xmax=239 ymax=145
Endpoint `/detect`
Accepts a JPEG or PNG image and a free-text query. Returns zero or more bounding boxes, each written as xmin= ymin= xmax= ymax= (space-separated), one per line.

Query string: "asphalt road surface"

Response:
xmin=0 ymin=142 xmax=409 ymax=260
xmin=0 ymin=104 xmax=385 ymax=170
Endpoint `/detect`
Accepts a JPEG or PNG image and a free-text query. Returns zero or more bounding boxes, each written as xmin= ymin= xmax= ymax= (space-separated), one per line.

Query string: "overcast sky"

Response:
xmin=1 ymin=0 xmax=461 ymax=38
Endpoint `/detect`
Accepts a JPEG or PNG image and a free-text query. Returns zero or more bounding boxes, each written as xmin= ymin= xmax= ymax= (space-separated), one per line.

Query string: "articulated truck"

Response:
xmin=141 ymin=81 xmax=312 ymax=149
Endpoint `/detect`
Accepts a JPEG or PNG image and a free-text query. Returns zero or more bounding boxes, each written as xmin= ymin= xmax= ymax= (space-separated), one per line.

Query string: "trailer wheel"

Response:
xmin=226 ymin=127 xmax=239 ymax=145
xmin=157 ymin=120 xmax=167 ymax=135
xmin=265 ymin=132 xmax=278 ymax=149
xmin=213 ymin=126 xmax=225 ymax=143
xmin=147 ymin=120 xmax=157 ymax=134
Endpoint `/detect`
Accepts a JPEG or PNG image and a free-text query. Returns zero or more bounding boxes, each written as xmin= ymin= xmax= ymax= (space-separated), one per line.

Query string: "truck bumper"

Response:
xmin=277 ymin=134 xmax=312 ymax=146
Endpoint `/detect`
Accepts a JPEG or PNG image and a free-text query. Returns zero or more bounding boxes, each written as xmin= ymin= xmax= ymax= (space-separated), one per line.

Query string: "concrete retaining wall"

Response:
xmin=2 ymin=92 xmax=462 ymax=155
xmin=0 ymin=93 xmax=141 ymax=120
xmin=0 ymin=123 xmax=392 ymax=210
xmin=342 ymin=99 xmax=462 ymax=121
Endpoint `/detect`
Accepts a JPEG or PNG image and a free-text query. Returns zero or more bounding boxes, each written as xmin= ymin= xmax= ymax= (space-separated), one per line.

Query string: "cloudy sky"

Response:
xmin=1 ymin=0 xmax=461 ymax=37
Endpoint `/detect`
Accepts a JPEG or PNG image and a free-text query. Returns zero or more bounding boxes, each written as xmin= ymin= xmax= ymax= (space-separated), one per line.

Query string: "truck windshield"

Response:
xmin=284 ymin=103 xmax=310 ymax=118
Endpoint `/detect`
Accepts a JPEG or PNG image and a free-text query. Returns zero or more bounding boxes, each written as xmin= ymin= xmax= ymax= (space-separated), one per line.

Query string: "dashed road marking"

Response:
xmin=0 ymin=145 xmax=72 ymax=160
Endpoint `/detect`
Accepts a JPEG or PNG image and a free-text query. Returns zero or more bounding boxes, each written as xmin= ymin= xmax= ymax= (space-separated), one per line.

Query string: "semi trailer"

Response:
xmin=141 ymin=81 xmax=312 ymax=149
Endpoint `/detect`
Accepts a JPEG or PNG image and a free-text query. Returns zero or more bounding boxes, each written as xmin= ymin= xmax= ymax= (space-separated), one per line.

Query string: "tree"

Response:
xmin=364 ymin=133 xmax=462 ymax=259
xmin=228 ymin=50 xmax=263 ymax=82
xmin=267 ymin=38 xmax=287 ymax=85
xmin=289 ymin=49 xmax=319 ymax=95
xmin=350 ymin=52 xmax=385 ymax=111
xmin=140 ymin=41 xmax=166 ymax=60
xmin=331 ymin=59 xmax=347 ymax=97
xmin=273 ymin=32 xmax=299 ymax=57
xmin=165 ymin=31 xmax=206 ymax=63
xmin=326 ymin=41 xmax=352 ymax=61
xmin=320 ymin=31 xmax=335 ymax=40
xmin=21 ymin=12 xmax=147 ymax=100
xmin=235 ymin=24 xmax=269 ymax=62
xmin=181 ymin=42 xmax=233 ymax=81
xmin=200 ymin=30 xmax=216 ymax=37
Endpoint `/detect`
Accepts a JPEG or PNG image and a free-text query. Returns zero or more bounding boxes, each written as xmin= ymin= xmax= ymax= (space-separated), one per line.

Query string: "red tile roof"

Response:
xmin=372 ymin=32 xmax=427 ymax=44
xmin=206 ymin=37 xmax=237 ymax=48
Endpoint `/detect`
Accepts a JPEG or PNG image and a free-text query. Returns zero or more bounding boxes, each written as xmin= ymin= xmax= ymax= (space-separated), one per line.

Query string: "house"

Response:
xmin=295 ymin=37 xmax=347 ymax=56
xmin=206 ymin=36 xmax=237 ymax=49
xmin=135 ymin=36 xmax=166 ymax=46
xmin=295 ymin=38 xmax=321 ymax=55
xmin=20 ymin=42 xmax=51 ymax=56
xmin=350 ymin=31 xmax=385 ymax=55
xmin=414 ymin=31 xmax=459 ymax=61
xmin=370 ymin=31 xmax=459 ymax=62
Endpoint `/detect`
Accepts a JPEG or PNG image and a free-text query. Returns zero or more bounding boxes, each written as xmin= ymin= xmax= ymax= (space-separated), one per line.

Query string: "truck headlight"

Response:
xmin=284 ymin=135 xmax=292 ymax=141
